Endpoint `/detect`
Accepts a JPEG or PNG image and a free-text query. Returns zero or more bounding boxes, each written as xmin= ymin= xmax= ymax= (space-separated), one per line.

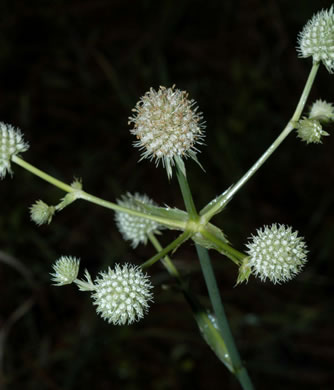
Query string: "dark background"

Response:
xmin=1 ymin=0 xmax=334 ymax=389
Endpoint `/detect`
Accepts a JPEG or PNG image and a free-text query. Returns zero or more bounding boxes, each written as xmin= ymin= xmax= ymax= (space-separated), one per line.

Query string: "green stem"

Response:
xmin=148 ymin=233 xmax=234 ymax=372
xmin=148 ymin=232 xmax=181 ymax=279
xmin=202 ymin=62 xmax=320 ymax=222
xmin=141 ymin=231 xmax=191 ymax=269
xmin=175 ymin=159 xmax=198 ymax=219
xmin=12 ymin=155 xmax=186 ymax=230
xmin=195 ymin=244 xmax=254 ymax=390
xmin=12 ymin=155 xmax=75 ymax=193
xmin=200 ymin=227 xmax=246 ymax=265
xmin=174 ymin=158 xmax=253 ymax=388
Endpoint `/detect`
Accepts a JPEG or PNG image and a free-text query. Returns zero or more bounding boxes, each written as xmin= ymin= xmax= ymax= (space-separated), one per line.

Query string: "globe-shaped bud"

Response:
xmin=51 ymin=256 xmax=80 ymax=286
xmin=115 ymin=192 xmax=164 ymax=248
xmin=245 ymin=224 xmax=308 ymax=284
xmin=91 ymin=263 xmax=153 ymax=325
xmin=128 ymin=86 xmax=205 ymax=178
xmin=0 ymin=122 xmax=29 ymax=179
xmin=309 ymin=99 xmax=334 ymax=122
xmin=297 ymin=6 xmax=334 ymax=73
xmin=30 ymin=200 xmax=55 ymax=225
xmin=296 ymin=118 xmax=329 ymax=144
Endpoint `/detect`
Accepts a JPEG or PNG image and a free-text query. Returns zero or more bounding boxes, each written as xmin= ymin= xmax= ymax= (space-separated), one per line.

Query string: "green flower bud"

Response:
xmin=297 ymin=6 xmax=334 ymax=73
xmin=115 ymin=192 xmax=164 ymax=248
xmin=129 ymin=86 xmax=205 ymax=179
xmin=0 ymin=122 xmax=29 ymax=179
xmin=309 ymin=99 xmax=334 ymax=122
xmin=245 ymin=224 xmax=308 ymax=284
xmin=296 ymin=118 xmax=329 ymax=144
xmin=50 ymin=256 xmax=80 ymax=286
xmin=91 ymin=263 xmax=153 ymax=325
xmin=30 ymin=200 xmax=55 ymax=225
xmin=236 ymin=257 xmax=252 ymax=285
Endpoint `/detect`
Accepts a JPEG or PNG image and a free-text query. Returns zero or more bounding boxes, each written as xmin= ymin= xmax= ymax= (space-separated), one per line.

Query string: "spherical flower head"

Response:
xmin=51 ymin=256 xmax=80 ymax=286
xmin=296 ymin=118 xmax=329 ymax=144
xmin=115 ymin=192 xmax=164 ymax=248
xmin=30 ymin=200 xmax=55 ymax=225
xmin=91 ymin=263 xmax=153 ymax=325
xmin=128 ymin=85 xmax=205 ymax=179
xmin=0 ymin=122 xmax=29 ymax=179
xmin=297 ymin=6 xmax=334 ymax=73
xmin=245 ymin=224 xmax=308 ymax=284
xmin=309 ymin=99 xmax=334 ymax=122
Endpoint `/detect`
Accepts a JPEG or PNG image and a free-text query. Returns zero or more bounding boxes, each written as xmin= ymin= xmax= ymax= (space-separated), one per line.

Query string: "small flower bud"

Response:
xmin=0 ymin=122 xmax=29 ymax=179
xmin=297 ymin=6 xmax=334 ymax=73
xmin=91 ymin=263 xmax=153 ymax=325
xmin=245 ymin=224 xmax=308 ymax=284
xmin=236 ymin=257 xmax=252 ymax=285
xmin=309 ymin=99 xmax=334 ymax=122
xmin=128 ymin=85 xmax=205 ymax=179
xmin=51 ymin=256 xmax=80 ymax=286
xmin=115 ymin=192 xmax=164 ymax=248
xmin=296 ymin=118 xmax=329 ymax=144
xmin=30 ymin=200 xmax=55 ymax=225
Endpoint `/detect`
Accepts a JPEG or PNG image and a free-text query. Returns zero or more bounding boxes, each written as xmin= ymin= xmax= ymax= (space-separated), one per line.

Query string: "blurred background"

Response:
xmin=1 ymin=0 xmax=334 ymax=389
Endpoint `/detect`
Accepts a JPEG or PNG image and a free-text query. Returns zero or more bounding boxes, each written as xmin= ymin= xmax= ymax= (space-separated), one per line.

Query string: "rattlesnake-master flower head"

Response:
xmin=51 ymin=256 xmax=80 ymax=286
xmin=115 ymin=192 xmax=164 ymax=248
xmin=128 ymin=86 xmax=205 ymax=179
xmin=91 ymin=263 xmax=153 ymax=325
xmin=30 ymin=200 xmax=55 ymax=225
xmin=0 ymin=122 xmax=29 ymax=179
xmin=296 ymin=118 xmax=329 ymax=144
xmin=297 ymin=6 xmax=334 ymax=73
xmin=309 ymin=99 xmax=334 ymax=122
xmin=245 ymin=224 xmax=308 ymax=284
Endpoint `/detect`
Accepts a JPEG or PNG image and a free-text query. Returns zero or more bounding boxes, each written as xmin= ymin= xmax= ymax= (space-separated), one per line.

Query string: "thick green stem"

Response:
xmin=175 ymin=159 xmax=254 ymax=388
xmin=148 ymin=233 xmax=233 ymax=371
xmin=202 ymin=62 xmax=320 ymax=222
xmin=175 ymin=159 xmax=198 ymax=219
xmin=195 ymin=245 xmax=254 ymax=390
xmin=12 ymin=155 xmax=186 ymax=230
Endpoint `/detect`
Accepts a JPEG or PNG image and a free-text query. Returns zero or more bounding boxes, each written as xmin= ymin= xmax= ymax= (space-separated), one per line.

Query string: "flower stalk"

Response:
xmin=201 ymin=61 xmax=320 ymax=222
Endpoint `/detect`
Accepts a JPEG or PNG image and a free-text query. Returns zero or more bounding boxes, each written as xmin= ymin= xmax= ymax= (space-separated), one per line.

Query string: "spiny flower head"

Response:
xmin=309 ymin=99 xmax=334 ymax=122
xmin=128 ymin=85 xmax=205 ymax=179
xmin=245 ymin=224 xmax=308 ymax=284
xmin=30 ymin=200 xmax=55 ymax=225
xmin=296 ymin=118 xmax=329 ymax=144
xmin=51 ymin=256 xmax=80 ymax=286
xmin=297 ymin=6 xmax=334 ymax=73
xmin=91 ymin=263 xmax=153 ymax=325
xmin=115 ymin=192 xmax=164 ymax=248
xmin=0 ymin=122 xmax=29 ymax=179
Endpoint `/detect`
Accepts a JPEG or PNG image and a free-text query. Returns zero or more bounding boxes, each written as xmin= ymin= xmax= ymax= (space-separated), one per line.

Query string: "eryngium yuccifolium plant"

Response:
xmin=91 ymin=263 xmax=153 ymax=325
xmin=297 ymin=6 xmax=334 ymax=73
xmin=0 ymin=122 xmax=29 ymax=179
xmin=50 ymin=256 xmax=80 ymax=286
xmin=296 ymin=118 xmax=329 ymax=144
xmin=245 ymin=224 xmax=308 ymax=284
xmin=128 ymin=86 xmax=205 ymax=178
xmin=30 ymin=200 xmax=55 ymax=225
xmin=115 ymin=192 xmax=164 ymax=248
xmin=309 ymin=99 xmax=334 ymax=122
